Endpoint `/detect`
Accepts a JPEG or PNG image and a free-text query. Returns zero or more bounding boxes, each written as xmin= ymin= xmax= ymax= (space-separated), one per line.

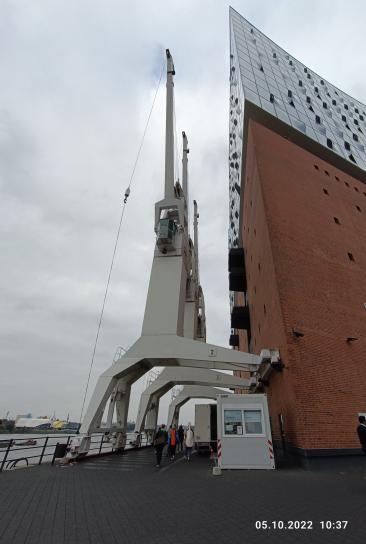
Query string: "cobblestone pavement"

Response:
xmin=0 ymin=447 xmax=365 ymax=544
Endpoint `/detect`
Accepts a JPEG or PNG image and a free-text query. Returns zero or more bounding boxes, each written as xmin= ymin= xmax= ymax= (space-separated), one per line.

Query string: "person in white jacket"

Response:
xmin=184 ymin=423 xmax=194 ymax=460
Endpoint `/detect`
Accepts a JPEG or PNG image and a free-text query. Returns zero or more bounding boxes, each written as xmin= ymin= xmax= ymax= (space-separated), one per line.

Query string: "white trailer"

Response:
xmin=194 ymin=404 xmax=217 ymax=454
xmin=217 ymin=394 xmax=275 ymax=469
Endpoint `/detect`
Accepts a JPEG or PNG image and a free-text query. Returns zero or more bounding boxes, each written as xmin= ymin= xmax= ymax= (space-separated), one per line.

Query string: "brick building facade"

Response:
xmin=228 ymin=8 xmax=366 ymax=462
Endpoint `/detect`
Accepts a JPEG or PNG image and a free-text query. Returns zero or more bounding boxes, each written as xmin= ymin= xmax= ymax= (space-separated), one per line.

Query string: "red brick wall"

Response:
xmin=239 ymin=119 xmax=366 ymax=451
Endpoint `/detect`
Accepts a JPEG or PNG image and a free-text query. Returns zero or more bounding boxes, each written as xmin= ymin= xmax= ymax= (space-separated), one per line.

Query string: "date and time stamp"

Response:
xmin=255 ymin=520 xmax=349 ymax=531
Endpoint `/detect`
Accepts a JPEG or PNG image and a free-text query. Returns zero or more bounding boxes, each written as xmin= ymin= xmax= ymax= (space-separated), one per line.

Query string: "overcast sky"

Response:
xmin=1 ymin=0 xmax=366 ymax=427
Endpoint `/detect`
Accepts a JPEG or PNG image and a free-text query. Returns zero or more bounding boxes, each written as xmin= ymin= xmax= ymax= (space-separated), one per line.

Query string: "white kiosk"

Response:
xmin=217 ymin=394 xmax=275 ymax=470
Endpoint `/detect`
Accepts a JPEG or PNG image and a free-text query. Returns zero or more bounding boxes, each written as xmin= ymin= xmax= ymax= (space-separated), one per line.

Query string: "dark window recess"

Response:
xmin=345 ymin=124 xmax=351 ymax=130
xmin=332 ymin=99 xmax=337 ymax=105
xmin=235 ymin=211 xmax=239 ymax=219
xmin=306 ymin=96 xmax=311 ymax=103
xmin=289 ymin=60 xmax=293 ymax=66
xmin=233 ymin=119 xmax=238 ymax=126
xmin=229 ymin=334 xmax=239 ymax=347
xmin=320 ymin=79 xmax=324 ymax=85
xmin=304 ymin=67 xmax=308 ymax=73
xmin=353 ymin=133 xmax=358 ymax=141
xmin=235 ymin=183 xmax=240 ymax=194
xmin=264 ymin=304 xmax=267 ymax=315
xmin=354 ymin=186 xmax=359 ymax=192
xmin=273 ymin=52 xmax=277 ymax=58
xmin=289 ymin=100 xmax=295 ymax=108
xmin=358 ymin=127 xmax=363 ymax=134
xmin=349 ymin=154 xmax=357 ymax=163
xmin=260 ymin=65 xmax=264 ymax=72
xmin=345 ymin=182 xmax=350 ymax=187
xmin=288 ymin=90 xmax=292 ymax=98
xmin=354 ymin=119 xmax=359 ymax=125
xmin=335 ymin=176 xmax=340 ymax=181
xmin=309 ymin=105 xmax=314 ymax=113
xmin=307 ymin=73 xmax=311 ymax=79
xmin=314 ymin=164 xmax=319 ymax=170
xmin=314 ymin=86 xmax=319 ymax=93
xmin=324 ymin=170 xmax=329 ymax=176
xmin=258 ymin=262 xmax=261 ymax=271
xmin=327 ymin=138 xmax=333 ymax=149
xmin=315 ymin=115 xmax=321 ymax=124
xmin=270 ymin=93 xmax=275 ymax=103
xmin=360 ymin=114 xmax=364 ymax=121
xmin=355 ymin=108 xmax=359 ymax=113
xmin=299 ymin=80 xmax=303 ymax=87
xmin=230 ymin=222 xmax=235 ymax=229
xmin=323 ymin=102 xmax=328 ymax=109
xmin=327 ymin=92 xmax=331 ymax=98
xmin=344 ymin=104 xmax=349 ymax=110
xmin=348 ymin=252 xmax=355 ymax=262
xmin=323 ymin=188 xmax=329 ymax=195
xmin=231 ymin=305 xmax=251 ymax=332
xmin=228 ymin=247 xmax=245 ymax=271
xmin=356 ymin=205 xmax=361 ymax=212
xmin=334 ymin=217 xmax=340 ymax=224
xmin=344 ymin=141 xmax=351 ymax=150
xmin=342 ymin=115 xmax=347 ymax=122
xmin=229 ymin=268 xmax=247 ymax=292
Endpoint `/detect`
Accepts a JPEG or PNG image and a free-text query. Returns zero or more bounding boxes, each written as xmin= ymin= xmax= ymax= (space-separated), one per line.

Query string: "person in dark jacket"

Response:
xmin=357 ymin=415 xmax=366 ymax=454
xmin=154 ymin=424 xmax=167 ymax=467
xmin=177 ymin=424 xmax=184 ymax=452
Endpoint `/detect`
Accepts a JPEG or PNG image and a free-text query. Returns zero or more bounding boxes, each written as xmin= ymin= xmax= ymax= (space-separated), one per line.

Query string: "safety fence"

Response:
xmin=0 ymin=433 xmax=150 ymax=472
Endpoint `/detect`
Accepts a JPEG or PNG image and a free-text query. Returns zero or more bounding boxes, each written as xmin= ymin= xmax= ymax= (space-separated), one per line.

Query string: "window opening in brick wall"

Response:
xmin=345 ymin=182 xmax=350 ymax=187
xmin=335 ymin=176 xmax=340 ymax=181
xmin=258 ymin=262 xmax=261 ymax=271
xmin=356 ymin=205 xmax=362 ymax=212
xmin=314 ymin=164 xmax=319 ymax=170
xmin=354 ymin=186 xmax=359 ymax=192
xmin=334 ymin=217 xmax=340 ymax=224
xmin=263 ymin=304 xmax=266 ymax=315
xmin=323 ymin=188 xmax=329 ymax=195
xmin=324 ymin=170 xmax=329 ymax=176
xmin=348 ymin=252 xmax=355 ymax=262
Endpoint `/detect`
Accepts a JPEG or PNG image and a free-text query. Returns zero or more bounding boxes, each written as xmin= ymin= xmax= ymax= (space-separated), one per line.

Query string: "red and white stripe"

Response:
xmin=217 ymin=439 xmax=222 ymax=467
xmin=268 ymin=439 xmax=274 ymax=459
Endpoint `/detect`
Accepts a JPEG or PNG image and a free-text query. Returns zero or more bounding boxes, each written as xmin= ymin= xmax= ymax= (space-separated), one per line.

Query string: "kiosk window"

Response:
xmin=224 ymin=410 xmax=243 ymax=435
xmin=244 ymin=410 xmax=263 ymax=434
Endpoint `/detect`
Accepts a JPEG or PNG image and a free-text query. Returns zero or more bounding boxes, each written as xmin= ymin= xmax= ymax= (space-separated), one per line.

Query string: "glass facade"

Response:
xmin=229 ymin=7 xmax=366 ymax=256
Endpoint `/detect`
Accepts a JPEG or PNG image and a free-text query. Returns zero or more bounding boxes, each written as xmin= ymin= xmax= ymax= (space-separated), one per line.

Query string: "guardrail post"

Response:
xmin=0 ymin=440 xmax=13 ymax=472
xmin=39 ymin=437 xmax=49 ymax=465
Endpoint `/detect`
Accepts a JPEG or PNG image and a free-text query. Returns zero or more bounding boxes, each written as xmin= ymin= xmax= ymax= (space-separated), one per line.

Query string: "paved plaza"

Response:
xmin=0 ymin=448 xmax=365 ymax=544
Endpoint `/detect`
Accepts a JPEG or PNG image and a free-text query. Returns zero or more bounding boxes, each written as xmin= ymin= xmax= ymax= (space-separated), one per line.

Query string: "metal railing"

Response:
xmin=0 ymin=432 xmax=150 ymax=472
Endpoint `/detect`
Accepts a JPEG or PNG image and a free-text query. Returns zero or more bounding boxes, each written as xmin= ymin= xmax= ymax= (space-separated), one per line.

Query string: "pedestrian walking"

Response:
xmin=184 ymin=423 xmax=194 ymax=460
xmin=178 ymin=424 xmax=184 ymax=452
xmin=154 ymin=424 xmax=167 ymax=467
xmin=357 ymin=415 xmax=366 ymax=454
xmin=168 ymin=425 xmax=177 ymax=460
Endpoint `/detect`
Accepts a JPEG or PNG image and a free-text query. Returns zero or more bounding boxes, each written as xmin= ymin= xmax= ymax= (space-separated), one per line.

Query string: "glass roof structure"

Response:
xmin=228 ymin=7 xmax=366 ymax=252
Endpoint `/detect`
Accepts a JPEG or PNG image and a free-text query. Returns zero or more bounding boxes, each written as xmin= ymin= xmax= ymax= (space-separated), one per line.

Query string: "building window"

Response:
xmin=314 ymin=164 xmax=319 ymax=170
xmin=224 ymin=410 xmax=243 ymax=435
xmin=348 ymin=252 xmax=355 ymax=262
xmin=354 ymin=187 xmax=359 ymax=192
xmin=335 ymin=176 xmax=340 ymax=181
xmin=244 ymin=410 xmax=263 ymax=434
xmin=258 ymin=262 xmax=261 ymax=271
xmin=345 ymin=182 xmax=350 ymax=187
xmin=324 ymin=170 xmax=329 ymax=176
xmin=356 ymin=205 xmax=362 ymax=212
xmin=334 ymin=217 xmax=340 ymax=224
xmin=264 ymin=304 xmax=266 ymax=315
xmin=323 ymin=188 xmax=329 ymax=195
